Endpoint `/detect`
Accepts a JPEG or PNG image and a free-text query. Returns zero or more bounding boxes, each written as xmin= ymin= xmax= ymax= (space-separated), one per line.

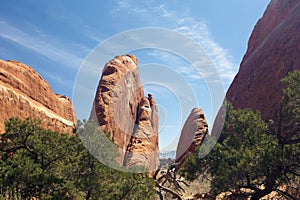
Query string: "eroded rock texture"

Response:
xmin=90 ymin=55 xmax=159 ymax=171
xmin=175 ymin=108 xmax=208 ymax=163
xmin=226 ymin=0 xmax=300 ymax=121
xmin=125 ymin=95 xmax=159 ymax=171
xmin=0 ymin=60 xmax=76 ymax=134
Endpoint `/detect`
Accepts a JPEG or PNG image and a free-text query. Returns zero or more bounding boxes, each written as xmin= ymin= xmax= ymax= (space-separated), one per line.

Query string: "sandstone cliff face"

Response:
xmin=175 ymin=108 xmax=208 ymax=163
xmin=226 ymin=0 xmax=300 ymax=121
xmin=0 ymin=60 xmax=76 ymax=134
xmin=90 ymin=55 xmax=159 ymax=171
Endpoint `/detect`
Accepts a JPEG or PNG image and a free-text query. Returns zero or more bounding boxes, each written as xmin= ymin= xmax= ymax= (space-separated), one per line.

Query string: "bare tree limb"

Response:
xmin=275 ymin=189 xmax=297 ymax=200
xmin=155 ymin=181 xmax=183 ymax=200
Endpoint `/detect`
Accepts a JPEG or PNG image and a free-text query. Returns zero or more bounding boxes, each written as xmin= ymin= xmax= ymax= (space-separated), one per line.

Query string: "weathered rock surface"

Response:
xmin=175 ymin=108 xmax=208 ymax=163
xmin=226 ymin=0 xmax=300 ymax=121
xmin=124 ymin=95 xmax=159 ymax=171
xmin=0 ymin=60 xmax=76 ymax=134
xmin=90 ymin=55 xmax=159 ymax=170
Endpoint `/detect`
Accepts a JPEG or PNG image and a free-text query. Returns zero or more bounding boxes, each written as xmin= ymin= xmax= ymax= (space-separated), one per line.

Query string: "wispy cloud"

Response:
xmin=38 ymin=68 xmax=74 ymax=90
xmin=112 ymin=1 xmax=237 ymax=88
xmin=112 ymin=0 xmax=150 ymax=16
xmin=175 ymin=18 xmax=236 ymax=84
xmin=46 ymin=6 xmax=107 ymax=44
xmin=0 ymin=19 xmax=84 ymax=69
xmin=145 ymin=50 xmax=204 ymax=81
xmin=82 ymin=25 xmax=108 ymax=43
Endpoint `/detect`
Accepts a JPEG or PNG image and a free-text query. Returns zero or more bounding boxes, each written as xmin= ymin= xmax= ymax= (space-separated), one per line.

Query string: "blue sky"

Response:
xmin=0 ymin=0 xmax=270 ymax=151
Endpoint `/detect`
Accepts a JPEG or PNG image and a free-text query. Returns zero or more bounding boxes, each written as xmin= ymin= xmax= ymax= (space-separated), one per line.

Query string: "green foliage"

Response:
xmin=278 ymin=70 xmax=300 ymax=191
xmin=279 ymin=70 xmax=300 ymax=143
xmin=183 ymin=70 xmax=300 ymax=199
xmin=0 ymin=118 xmax=81 ymax=199
xmin=185 ymin=105 xmax=280 ymax=194
xmin=180 ymin=135 xmax=217 ymax=180
xmin=208 ymin=105 xmax=280 ymax=194
xmin=76 ymin=120 xmax=121 ymax=171
xmin=0 ymin=118 xmax=155 ymax=199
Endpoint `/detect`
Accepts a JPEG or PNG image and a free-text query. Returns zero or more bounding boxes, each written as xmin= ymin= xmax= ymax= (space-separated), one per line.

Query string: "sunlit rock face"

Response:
xmin=226 ymin=0 xmax=300 ymax=121
xmin=0 ymin=60 xmax=76 ymax=134
xmin=90 ymin=55 xmax=159 ymax=171
xmin=175 ymin=108 xmax=208 ymax=163
xmin=125 ymin=95 xmax=159 ymax=172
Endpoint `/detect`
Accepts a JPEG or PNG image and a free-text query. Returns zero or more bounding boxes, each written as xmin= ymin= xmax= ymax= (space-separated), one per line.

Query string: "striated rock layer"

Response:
xmin=90 ymin=55 xmax=159 ymax=171
xmin=226 ymin=0 xmax=300 ymax=121
xmin=175 ymin=108 xmax=208 ymax=163
xmin=0 ymin=60 xmax=76 ymax=134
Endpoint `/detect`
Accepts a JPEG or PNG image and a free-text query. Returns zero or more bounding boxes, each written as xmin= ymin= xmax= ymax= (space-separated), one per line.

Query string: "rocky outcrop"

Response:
xmin=90 ymin=55 xmax=159 ymax=171
xmin=226 ymin=0 xmax=300 ymax=121
xmin=175 ymin=108 xmax=208 ymax=163
xmin=0 ymin=60 xmax=76 ymax=134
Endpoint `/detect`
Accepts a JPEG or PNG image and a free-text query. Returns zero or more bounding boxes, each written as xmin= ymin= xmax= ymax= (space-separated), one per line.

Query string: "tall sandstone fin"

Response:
xmin=89 ymin=55 xmax=159 ymax=171
xmin=175 ymin=108 xmax=208 ymax=165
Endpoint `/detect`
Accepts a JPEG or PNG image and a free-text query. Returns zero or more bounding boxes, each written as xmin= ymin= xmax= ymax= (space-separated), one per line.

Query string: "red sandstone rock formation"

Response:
xmin=175 ymin=108 xmax=208 ymax=163
xmin=90 ymin=55 xmax=159 ymax=171
xmin=0 ymin=60 xmax=76 ymax=134
xmin=226 ymin=0 xmax=300 ymax=121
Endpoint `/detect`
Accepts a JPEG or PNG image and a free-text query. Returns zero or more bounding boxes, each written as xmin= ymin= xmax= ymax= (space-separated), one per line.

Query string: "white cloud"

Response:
xmin=81 ymin=25 xmax=108 ymax=43
xmin=38 ymin=68 xmax=74 ymax=90
xmin=152 ymin=4 xmax=175 ymax=18
xmin=145 ymin=49 xmax=204 ymax=81
xmin=0 ymin=19 xmax=84 ymax=70
xmin=112 ymin=0 xmax=149 ymax=15
xmin=112 ymin=0 xmax=238 ymax=88
xmin=172 ymin=16 xmax=237 ymax=87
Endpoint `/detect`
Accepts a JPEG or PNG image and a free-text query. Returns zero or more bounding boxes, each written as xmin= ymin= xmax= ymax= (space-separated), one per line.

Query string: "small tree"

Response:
xmin=0 ymin=118 xmax=156 ymax=199
xmin=274 ymin=70 xmax=300 ymax=145
xmin=75 ymin=120 xmax=156 ymax=200
xmin=0 ymin=117 xmax=82 ymax=199
xmin=183 ymin=70 xmax=300 ymax=199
